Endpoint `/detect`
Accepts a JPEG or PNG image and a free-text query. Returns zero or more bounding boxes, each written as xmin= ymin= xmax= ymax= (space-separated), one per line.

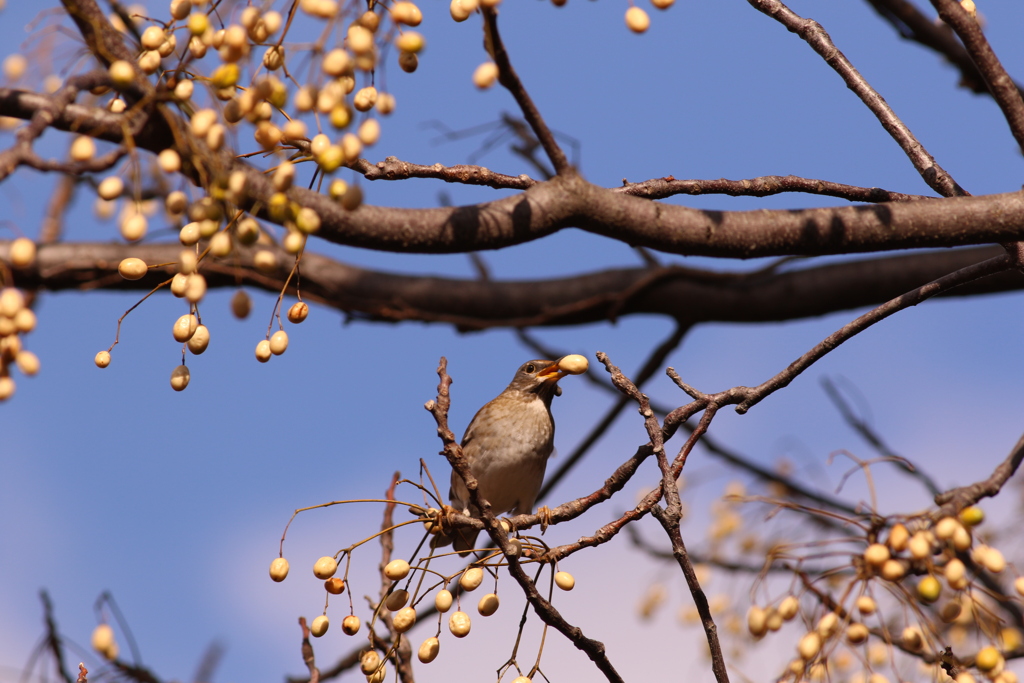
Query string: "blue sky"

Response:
xmin=2 ymin=1 xmax=1023 ymax=682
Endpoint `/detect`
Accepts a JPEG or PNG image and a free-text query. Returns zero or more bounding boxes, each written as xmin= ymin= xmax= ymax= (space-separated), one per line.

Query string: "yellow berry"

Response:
xmin=557 ymin=354 xmax=588 ymax=374
xmin=179 ymin=222 xmax=201 ymax=246
xmin=324 ymin=578 xmax=345 ymax=594
xmin=322 ymin=49 xmax=351 ymax=76
xmin=359 ymin=651 xmax=381 ymax=676
xmin=9 ymin=237 xmax=35 ymax=268
xmin=473 ymin=62 xmax=499 ymax=89
xmin=778 ymin=596 xmax=799 ymax=621
xmin=393 ymin=606 xmax=416 ymax=632
xmin=253 ymin=249 xmax=278 ymax=273
xmin=394 ymin=31 xmax=424 ymax=53
xmin=435 ymin=589 xmax=453 ymax=613
xmin=14 ymin=308 xmax=36 ymax=333
xmin=976 ymin=646 xmax=1002 ymax=672
xmin=797 ymin=631 xmax=821 ymax=660
xmin=141 ymin=26 xmax=166 ymax=50
xmin=959 ymin=506 xmax=984 ymax=526
xmin=158 ymin=149 xmax=181 ymax=173
xmin=817 ymin=612 xmax=839 ymax=638
xmin=353 ymin=86 xmax=377 ymax=112
xmin=846 ymin=623 xmax=869 ymax=645
xmin=863 ymin=543 xmax=889 ymax=567
xmin=310 ymin=615 xmax=329 ymax=637
xmin=269 ymin=330 xmax=289 ymax=355
xmin=209 ymin=232 xmax=231 ymax=258
xmin=341 ymin=615 xmax=360 ymax=635
xmin=269 ymin=557 xmax=289 ymax=581
xmin=856 ymin=595 xmax=876 ymax=615
xmin=358 ymin=118 xmax=380 ymax=146
xmin=95 ymin=350 xmax=112 ymax=368
xmin=908 ymin=532 xmax=932 ymax=559
xmin=448 ymin=610 xmax=471 ymax=638
xmin=118 ymin=257 xmax=148 ymax=280
xmin=880 ymin=559 xmax=905 ymax=580
xmin=982 ymin=546 xmax=1006 ymax=573
xmin=169 ymin=364 xmax=190 ymax=391
xmin=392 ymin=2 xmax=422 ymax=25
xmin=91 ymin=624 xmax=116 ymax=657
xmin=313 ymin=556 xmax=338 ymax=579
xmin=625 ymin=6 xmax=650 ymax=33
xmin=287 ymin=302 xmax=309 ymax=324
xmin=384 ymin=559 xmax=410 ymax=580
xmin=283 ymin=231 xmax=305 ymax=255
xmin=187 ymin=325 xmax=210 ymax=354
xmin=70 ymin=136 xmax=96 ymax=162
xmin=554 ymin=571 xmax=575 ymax=591
xmin=0 ymin=377 xmax=14 ymax=401
xmin=120 ymin=214 xmax=147 ymax=241
xmin=477 ymin=593 xmax=499 ymax=616
xmin=172 ymin=313 xmax=198 ymax=342
xmin=935 ymin=516 xmax=959 ymax=540
xmin=418 ymin=637 xmax=439 ymax=664
xmin=952 ymin=524 xmax=973 ymax=551
xmin=917 ymin=575 xmax=941 ymax=603
xmin=295 ymin=207 xmax=321 ymax=234
xmin=945 ymin=558 xmax=967 ymax=587
xmin=459 ymin=567 xmax=484 ymax=591
xmin=108 ymin=60 xmax=135 ymax=88
xmin=887 ymin=523 xmax=909 ymax=551
xmin=747 ymin=606 xmax=768 ymax=638
xmin=170 ymin=0 xmax=192 ymax=21
xmin=901 ymin=626 xmax=923 ymax=651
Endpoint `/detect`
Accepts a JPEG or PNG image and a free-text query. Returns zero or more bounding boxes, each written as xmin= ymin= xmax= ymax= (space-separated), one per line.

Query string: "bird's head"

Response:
xmin=506 ymin=355 xmax=589 ymax=399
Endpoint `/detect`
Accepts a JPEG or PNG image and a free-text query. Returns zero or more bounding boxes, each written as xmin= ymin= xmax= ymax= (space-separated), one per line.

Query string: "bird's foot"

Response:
xmin=536 ymin=505 xmax=553 ymax=534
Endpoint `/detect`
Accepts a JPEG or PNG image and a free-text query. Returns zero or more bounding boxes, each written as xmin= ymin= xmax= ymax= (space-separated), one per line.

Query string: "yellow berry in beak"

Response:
xmin=557 ymin=354 xmax=588 ymax=375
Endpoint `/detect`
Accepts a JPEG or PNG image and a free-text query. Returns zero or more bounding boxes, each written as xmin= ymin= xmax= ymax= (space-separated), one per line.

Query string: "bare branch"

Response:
xmin=481 ymin=8 xmax=570 ymax=175
xmin=864 ymin=0 xmax=1024 ymax=99
xmin=928 ymin=0 xmax=1024 ymax=154
xmin=747 ymin=0 xmax=967 ymax=197
xmin=618 ymin=174 xmax=930 ymax=203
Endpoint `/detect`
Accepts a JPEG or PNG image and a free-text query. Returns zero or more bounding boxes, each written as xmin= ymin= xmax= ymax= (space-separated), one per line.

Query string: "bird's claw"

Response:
xmin=536 ymin=505 xmax=553 ymax=534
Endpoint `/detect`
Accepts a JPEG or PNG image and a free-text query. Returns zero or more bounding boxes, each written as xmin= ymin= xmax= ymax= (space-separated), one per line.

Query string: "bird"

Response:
xmin=438 ymin=355 xmax=587 ymax=555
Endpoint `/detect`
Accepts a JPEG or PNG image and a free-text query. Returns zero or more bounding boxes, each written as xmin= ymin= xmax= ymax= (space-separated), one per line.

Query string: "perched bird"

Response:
xmin=440 ymin=355 xmax=588 ymax=555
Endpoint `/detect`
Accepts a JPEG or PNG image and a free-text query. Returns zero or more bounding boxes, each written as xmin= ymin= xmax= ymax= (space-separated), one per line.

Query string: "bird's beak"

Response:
xmin=537 ymin=361 xmax=567 ymax=383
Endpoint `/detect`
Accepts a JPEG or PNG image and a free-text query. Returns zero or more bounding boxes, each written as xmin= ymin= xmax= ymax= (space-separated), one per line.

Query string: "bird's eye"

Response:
xmin=525 ymin=363 xmax=535 ymax=373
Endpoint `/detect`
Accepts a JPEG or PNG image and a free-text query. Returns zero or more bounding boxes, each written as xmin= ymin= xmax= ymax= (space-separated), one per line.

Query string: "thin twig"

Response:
xmin=618 ymin=174 xmax=929 ymax=202
xmin=820 ymin=376 xmax=942 ymax=496
xmin=426 ymin=358 xmax=624 ymax=683
xmin=747 ymin=0 xmax=967 ymax=197
xmin=480 ymin=8 xmax=570 ymax=175
xmin=928 ymin=0 xmax=1024 ymax=154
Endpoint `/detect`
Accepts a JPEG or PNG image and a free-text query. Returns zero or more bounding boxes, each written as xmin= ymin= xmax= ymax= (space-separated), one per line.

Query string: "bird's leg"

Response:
xmin=535 ymin=505 xmax=554 ymax=534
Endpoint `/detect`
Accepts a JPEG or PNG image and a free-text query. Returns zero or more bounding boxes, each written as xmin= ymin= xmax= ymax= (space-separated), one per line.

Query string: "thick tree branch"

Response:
xmin=6 ymin=242 xmax=1021 ymax=330
xmin=8 ymin=85 xmax=1024 ymax=257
